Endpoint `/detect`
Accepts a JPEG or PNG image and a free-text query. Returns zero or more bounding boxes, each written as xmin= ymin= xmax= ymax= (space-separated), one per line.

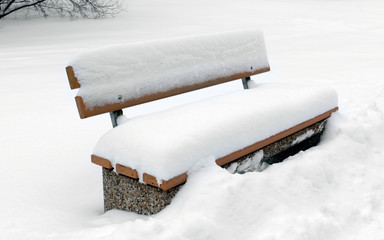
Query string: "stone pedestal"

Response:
xmin=103 ymin=168 xmax=181 ymax=215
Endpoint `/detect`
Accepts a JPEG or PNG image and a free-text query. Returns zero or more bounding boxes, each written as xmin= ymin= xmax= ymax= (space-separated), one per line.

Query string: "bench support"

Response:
xmin=242 ymin=77 xmax=250 ymax=89
xmin=110 ymin=110 xmax=123 ymax=128
xmin=103 ymin=167 xmax=181 ymax=215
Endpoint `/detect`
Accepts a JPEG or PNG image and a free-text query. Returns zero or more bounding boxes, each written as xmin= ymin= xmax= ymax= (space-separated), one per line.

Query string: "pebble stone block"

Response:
xmin=103 ymin=168 xmax=181 ymax=215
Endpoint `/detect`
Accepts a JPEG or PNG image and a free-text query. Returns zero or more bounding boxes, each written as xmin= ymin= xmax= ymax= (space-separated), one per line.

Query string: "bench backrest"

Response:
xmin=66 ymin=30 xmax=270 ymax=119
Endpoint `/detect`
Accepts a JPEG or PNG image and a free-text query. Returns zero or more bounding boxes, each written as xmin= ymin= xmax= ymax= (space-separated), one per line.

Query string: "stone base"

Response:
xmin=103 ymin=167 xmax=181 ymax=215
xmin=102 ymin=119 xmax=327 ymax=215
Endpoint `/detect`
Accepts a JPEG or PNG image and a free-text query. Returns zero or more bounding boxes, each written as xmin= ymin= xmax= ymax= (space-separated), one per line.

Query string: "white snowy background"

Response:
xmin=1 ymin=0 xmax=384 ymax=239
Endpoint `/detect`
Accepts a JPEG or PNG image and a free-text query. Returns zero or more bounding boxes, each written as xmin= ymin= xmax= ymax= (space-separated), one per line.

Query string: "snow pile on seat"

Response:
xmin=69 ymin=30 xmax=269 ymax=108
xmin=93 ymin=83 xmax=338 ymax=181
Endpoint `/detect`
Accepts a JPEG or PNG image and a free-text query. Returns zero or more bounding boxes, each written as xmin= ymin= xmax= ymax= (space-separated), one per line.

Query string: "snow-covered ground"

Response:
xmin=1 ymin=0 xmax=384 ymax=239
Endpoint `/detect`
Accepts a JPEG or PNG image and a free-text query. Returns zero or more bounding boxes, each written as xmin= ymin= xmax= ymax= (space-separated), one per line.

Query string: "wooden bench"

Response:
xmin=66 ymin=30 xmax=338 ymax=214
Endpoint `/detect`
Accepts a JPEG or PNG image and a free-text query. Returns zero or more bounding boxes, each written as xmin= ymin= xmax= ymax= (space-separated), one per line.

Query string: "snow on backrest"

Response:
xmin=69 ymin=29 xmax=269 ymax=109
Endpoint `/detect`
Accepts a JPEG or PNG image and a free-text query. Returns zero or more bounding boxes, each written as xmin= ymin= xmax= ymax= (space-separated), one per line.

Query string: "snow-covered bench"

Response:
xmin=66 ymin=30 xmax=338 ymax=214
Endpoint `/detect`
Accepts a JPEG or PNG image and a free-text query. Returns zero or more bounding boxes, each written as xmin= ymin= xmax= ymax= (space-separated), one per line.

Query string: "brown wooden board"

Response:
xmin=90 ymin=107 xmax=338 ymax=191
xmin=116 ymin=164 xmax=139 ymax=179
xmin=91 ymin=154 xmax=113 ymax=169
xmin=159 ymin=173 xmax=188 ymax=191
xmin=66 ymin=66 xmax=80 ymax=90
xmin=143 ymin=172 xmax=188 ymax=191
xmin=67 ymin=66 xmax=270 ymax=119
xmin=142 ymin=173 xmax=159 ymax=187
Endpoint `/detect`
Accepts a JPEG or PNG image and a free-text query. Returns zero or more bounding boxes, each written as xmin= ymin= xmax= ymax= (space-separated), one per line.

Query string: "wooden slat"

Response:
xmin=215 ymin=107 xmax=339 ymax=166
xmin=142 ymin=173 xmax=159 ymax=188
xmin=66 ymin=66 xmax=80 ymax=89
xmin=143 ymin=172 xmax=188 ymax=191
xmin=159 ymin=173 xmax=188 ymax=191
xmin=116 ymin=164 xmax=139 ymax=179
xmin=75 ymin=96 xmax=87 ymax=119
xmin=71 ymin=67 xmax=270 ymax=119
xmin=91 ymin=154 xmax=113 ymax=169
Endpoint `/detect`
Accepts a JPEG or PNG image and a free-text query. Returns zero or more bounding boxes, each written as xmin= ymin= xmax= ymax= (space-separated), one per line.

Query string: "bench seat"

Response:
xmin=92 ymin=82 xmax=338 ymax=189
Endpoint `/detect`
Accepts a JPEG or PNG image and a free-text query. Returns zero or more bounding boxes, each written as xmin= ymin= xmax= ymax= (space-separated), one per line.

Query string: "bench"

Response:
xmin=66 ymin=30 xmax=338 ymax=215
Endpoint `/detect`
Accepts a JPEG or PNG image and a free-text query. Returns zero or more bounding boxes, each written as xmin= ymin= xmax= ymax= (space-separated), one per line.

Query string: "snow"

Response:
xmin=94 ymin=83 xmax=337 ymax=180
xmin=226 ymin=150 xmax=265 ymax=174
xmin=1 ymin=0 xmax=384 ymax=239
xmin=291 ymin=129 xmax=315 ymax=146
xmin=69 ymin=30 xmax=269 ymax=108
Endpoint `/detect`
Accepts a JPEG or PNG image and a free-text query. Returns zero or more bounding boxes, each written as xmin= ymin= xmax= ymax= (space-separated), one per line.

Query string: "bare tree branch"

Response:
xmin=4 ymin=0 xmax=16 ymax=12
xmin=0 ymin=0 xmax=121 ymax=20
xmin=1 ymin=0 xmax=46 ymax=19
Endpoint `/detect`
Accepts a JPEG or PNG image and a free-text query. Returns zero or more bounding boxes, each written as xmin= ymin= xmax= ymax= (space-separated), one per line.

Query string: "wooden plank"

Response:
xmin=116 ymin=164 xmax=139 ymax=179
xmin=143 ymin=173 xmax=159 ymax=188
xmin=143 ymin=172 xmax=188 ymax=191
xmin=215 ymin=107 xmax=339 ymax=166
xmin=75 ymin=96 xmax=87 ymax=119
xmin=72 ymin=67 xmax=270 ymax=119
xmin=159 ymin=173 xmax=188 ymax=191
xmin=66 ymin=66 xmax=80 ymax=90
xmin=91 ymin=154 xmax=113 ymax=169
